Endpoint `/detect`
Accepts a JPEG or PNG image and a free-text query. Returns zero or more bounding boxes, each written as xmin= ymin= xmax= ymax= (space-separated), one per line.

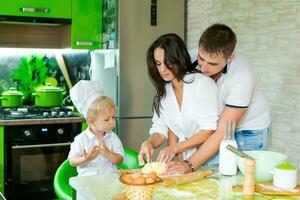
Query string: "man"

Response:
xmin=139 ymin=23 xmax=271 ymax=174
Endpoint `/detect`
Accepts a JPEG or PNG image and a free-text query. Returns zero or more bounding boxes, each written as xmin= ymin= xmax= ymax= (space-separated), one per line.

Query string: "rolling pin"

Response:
xmin=162 ymin=169 xmax=213 ymax=186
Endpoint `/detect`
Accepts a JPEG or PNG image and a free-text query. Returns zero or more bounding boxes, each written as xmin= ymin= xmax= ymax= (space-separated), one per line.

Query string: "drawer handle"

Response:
xmin=20 ymin=7 xmax=50 ymax=13
xmin=76 ymin=41 xmax=94 ymax=46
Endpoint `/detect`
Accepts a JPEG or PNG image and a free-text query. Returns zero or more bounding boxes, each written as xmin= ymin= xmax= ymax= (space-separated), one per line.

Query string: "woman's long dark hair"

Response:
xmin=146 ymin=33 xmax=196 ymax=116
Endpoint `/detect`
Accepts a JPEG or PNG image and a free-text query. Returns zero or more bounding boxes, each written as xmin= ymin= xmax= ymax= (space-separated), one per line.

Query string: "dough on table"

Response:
xmin=142 ymin=162 xmax=166 ymax=175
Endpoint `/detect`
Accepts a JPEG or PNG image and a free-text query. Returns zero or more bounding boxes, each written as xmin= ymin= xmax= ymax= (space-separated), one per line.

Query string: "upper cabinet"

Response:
xmin=0 ymin=0 xmax=71 ymax=19
xmin=71 ymin=0 xmax=103 ymax=49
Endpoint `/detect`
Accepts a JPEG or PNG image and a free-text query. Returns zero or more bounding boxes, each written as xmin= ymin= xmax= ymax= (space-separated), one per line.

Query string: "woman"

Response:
xmin=138 ymin=33 xmax=219 ymax=173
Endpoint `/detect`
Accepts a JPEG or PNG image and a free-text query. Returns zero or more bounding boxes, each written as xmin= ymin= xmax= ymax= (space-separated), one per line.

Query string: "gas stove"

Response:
xmin=0 ymin=106 xmax=81 ymax=120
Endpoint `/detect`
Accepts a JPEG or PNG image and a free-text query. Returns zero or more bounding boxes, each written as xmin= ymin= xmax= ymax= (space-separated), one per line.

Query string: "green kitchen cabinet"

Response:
xmin=0 ymin=0 xmax=71 ymax=19
xmin=71 ymin=0 xmax=103 ymax=49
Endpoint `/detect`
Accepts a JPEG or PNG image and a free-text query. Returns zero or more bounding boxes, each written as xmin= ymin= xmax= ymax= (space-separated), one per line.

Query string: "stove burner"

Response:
xmin=0 ymin=106 xmax=81 ymax=120
xmin=11 ymin=111 xmax=23 ymax=116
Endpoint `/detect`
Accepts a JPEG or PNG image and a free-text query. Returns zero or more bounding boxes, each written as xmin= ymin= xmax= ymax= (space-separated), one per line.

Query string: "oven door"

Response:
xmin=5 ymin=142 xmax=71 ymax=200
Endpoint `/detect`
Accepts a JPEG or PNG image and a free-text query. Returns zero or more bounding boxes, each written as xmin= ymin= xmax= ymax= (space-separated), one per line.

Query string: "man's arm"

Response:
xmin=188 ymin=106 xmax=246 ymax=168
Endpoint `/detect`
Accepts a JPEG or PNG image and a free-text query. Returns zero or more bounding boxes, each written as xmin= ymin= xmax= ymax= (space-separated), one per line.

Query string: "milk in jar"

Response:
xmin=219 ymin=120 xmax=238 ymax=175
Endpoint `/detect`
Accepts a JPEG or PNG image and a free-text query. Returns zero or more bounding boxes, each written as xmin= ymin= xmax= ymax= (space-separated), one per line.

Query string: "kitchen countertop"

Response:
xmin=0 ymin=117 xmax=85 ymax=126
xmin=69 ymin=169 xmax=300 ymax=200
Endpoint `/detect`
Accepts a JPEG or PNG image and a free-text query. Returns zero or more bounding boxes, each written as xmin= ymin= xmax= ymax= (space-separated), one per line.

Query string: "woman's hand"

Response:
xmin=165 ymin=161 xmax=192 ymax=175
xmin=156 ymin=145 xmax=177 ymax=163
xmin=138 ymin=141 xmax=154 ymax=166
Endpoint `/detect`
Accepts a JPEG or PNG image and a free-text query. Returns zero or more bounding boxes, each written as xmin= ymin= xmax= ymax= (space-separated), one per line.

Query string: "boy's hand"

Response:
xmin=99 ymin=140 xmax=111 ymax=156
xmin=84 ymin=145 xmax=100 ymax=162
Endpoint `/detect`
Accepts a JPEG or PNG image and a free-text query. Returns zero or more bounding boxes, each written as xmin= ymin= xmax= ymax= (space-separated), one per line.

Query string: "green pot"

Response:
xmin=0 ymin=87 xmax=24 ymax=107
xmin=33 ymin=84 xmax=66 ymax=107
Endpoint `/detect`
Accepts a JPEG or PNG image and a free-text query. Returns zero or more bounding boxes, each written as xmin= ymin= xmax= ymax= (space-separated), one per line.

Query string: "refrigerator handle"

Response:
xmin=151 ymin=0 xmax=157 ymax=26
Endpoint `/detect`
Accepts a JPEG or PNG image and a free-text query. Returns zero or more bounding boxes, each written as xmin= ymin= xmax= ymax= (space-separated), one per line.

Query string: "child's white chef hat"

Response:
xmin=70 ymin=80 xmax=104 ymax=118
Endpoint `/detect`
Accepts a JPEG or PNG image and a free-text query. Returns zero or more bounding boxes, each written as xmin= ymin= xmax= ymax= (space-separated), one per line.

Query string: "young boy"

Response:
xmin=68 ymin=80 xmax=124 ymax=176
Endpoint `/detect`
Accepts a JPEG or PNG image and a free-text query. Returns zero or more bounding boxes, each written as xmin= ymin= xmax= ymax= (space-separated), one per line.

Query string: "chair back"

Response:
xmin=117 ymin=147 xmax=141 ymax=169
xmin=53 ymin=147 xmax=139 ymax=199
xmin=54 ymin=159 xmax=77 ymax=200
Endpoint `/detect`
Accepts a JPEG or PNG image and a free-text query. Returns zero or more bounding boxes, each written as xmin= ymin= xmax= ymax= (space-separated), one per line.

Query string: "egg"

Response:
xmin=146 ymin=178 xmax=155 ymax=184
xmin=133 ymin=177 xmax=146 ymax=185
xmin=123 ymin=176 xmax=134 ymax=184
xmin=147 ymin=172 xmax=158 ymax=181
xmin=130 ymin=173 xmax=144 ymax=179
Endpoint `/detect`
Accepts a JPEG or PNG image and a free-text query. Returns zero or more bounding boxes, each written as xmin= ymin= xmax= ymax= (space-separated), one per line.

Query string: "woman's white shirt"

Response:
xmin=149 ymin=73 xmax=219 ymax=159
xmin=68 ymin=128 xmax=124 ymax=176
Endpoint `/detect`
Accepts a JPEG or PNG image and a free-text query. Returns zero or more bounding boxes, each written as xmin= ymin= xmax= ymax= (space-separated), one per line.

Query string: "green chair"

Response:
xmin=117 ymin=147 xmax=141 ymax=169
xmin=53 ymin=147 xmax=139 ymax=200
xmin=54 ymin=159 xmax=77 ymax=200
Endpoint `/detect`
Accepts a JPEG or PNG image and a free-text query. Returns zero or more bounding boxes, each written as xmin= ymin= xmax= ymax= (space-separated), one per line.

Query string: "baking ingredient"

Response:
xmin=120 ymin=172 xmax=159 ymax=185
xmin=219 ymin=120 xmax=238 ymax=175
xmin=142 ymin=162 xmax=166 ymax=175
xmin=148 ymin=172 xmax=158 ymax=180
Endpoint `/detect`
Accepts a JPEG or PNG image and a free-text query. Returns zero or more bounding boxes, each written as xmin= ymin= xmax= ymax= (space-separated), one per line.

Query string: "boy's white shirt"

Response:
xmin=68 ymin=128 xmax=124 ymax=176
xmin=149 ymin=73 xmax=219 ymax=160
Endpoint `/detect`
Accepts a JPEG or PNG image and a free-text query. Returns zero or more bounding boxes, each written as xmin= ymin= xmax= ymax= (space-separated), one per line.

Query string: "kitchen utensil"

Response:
xmin=0 ymin=87 xmax=24 ymax=107
xmin=32 ymin=84 xmax=66 ymax=107
xmin=243 ymin=158 xmax=255 ymax=196
xmin=226 ymin=144 xmax=253 ymax=159
xmin=55 ymin=54 xmax=73 ymax=89
xmin=162 ymin=169 xmax=213 ymax=186
xmin=233 ymin=183 xmax=300 ymax=196
xmin=271 ymin=161 xmax=297 ymax=189
xmin=236 ymin=151 xmax=287 ymax=182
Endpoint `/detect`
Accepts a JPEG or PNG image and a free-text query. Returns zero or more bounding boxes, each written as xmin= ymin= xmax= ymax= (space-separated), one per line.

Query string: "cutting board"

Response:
xmin=233 ymin=182 xmax=300 ymax=196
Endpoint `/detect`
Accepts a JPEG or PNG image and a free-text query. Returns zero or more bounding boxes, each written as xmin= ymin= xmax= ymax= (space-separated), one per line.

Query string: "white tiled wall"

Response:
xmin=187 ymin=0 xmax=300 ymax=164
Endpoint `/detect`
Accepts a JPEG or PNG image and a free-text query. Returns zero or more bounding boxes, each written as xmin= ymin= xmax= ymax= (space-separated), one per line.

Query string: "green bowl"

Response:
xmin=236 ymin=151 xmax=287 ymax=182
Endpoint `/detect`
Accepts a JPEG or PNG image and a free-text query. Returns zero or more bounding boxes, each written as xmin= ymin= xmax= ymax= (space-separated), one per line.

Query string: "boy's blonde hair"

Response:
xmin=86 ymin=96 xmax=116 ymax=119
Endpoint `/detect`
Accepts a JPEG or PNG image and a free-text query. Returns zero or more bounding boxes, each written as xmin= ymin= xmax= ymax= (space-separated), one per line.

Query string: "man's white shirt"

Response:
xmin=216 ymin=54 xmax=271 ymax=130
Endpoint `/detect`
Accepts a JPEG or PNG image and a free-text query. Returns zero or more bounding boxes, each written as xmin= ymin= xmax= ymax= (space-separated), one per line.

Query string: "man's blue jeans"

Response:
xmin=204 ymin=128 xmax=270 ymax=166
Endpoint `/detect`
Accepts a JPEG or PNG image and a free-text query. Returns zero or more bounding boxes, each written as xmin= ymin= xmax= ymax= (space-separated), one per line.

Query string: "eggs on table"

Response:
xmin=121 ymin=172 xmax=159 ymax=185
xmin=120 ymin=162 xmax=166 ymax=185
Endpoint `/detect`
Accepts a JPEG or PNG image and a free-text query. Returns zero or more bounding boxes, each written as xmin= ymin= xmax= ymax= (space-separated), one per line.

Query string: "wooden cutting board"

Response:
xmin=233 ymin=182 xmax=300 ymax=196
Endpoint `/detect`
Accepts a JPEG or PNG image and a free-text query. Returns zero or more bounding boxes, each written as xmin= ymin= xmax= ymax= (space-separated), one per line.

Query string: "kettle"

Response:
xmin=270 ymin=161 xmax=297 ymax=189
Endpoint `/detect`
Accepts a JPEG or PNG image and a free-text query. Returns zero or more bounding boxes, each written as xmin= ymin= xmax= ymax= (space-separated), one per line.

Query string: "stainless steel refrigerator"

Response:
xmin=90 ymin=0 xmax=185 ymax=152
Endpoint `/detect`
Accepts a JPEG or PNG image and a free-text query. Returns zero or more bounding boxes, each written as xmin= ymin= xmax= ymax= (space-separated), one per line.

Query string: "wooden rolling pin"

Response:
xmin=162 ymin=169 xmax=213 ymax=186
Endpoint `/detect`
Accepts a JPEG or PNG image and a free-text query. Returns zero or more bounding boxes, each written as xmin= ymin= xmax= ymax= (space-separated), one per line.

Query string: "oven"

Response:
xmin=4 ymin=122 xmax=82 ymax=200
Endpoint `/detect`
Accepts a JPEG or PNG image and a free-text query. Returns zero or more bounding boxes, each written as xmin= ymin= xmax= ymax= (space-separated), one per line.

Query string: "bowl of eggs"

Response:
xmin=119 ymin=172 xmax=160 ymax=200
